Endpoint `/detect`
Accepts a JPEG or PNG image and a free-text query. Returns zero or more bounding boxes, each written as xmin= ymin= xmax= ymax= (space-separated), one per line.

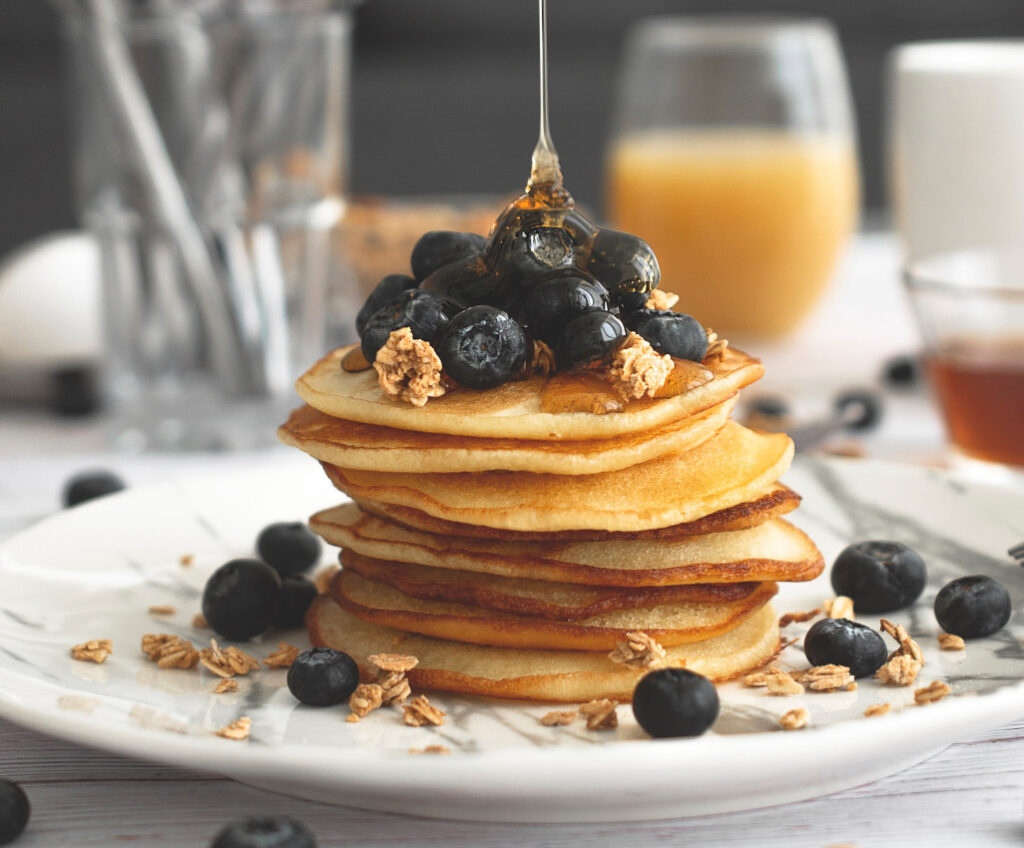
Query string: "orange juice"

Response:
xmin=607 ymin=130 xmax=858 ymax=336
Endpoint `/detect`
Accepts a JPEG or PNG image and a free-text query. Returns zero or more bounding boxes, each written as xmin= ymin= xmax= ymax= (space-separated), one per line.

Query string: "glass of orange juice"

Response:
xmin=607 ymin=17 xmax=859 ymax=338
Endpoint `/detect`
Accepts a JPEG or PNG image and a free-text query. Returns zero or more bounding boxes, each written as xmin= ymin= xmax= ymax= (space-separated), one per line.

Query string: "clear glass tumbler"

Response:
xmin=60 ymin=0 xmax=359 ymax=450
xmin=606 ymin=16 xmax=859 ymax=339
xmin=905 ymin=247 xmax=1024 ymax=478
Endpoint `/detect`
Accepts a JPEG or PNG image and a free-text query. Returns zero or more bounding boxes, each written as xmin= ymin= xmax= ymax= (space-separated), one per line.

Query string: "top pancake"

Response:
xmin=296 ymin=344 xmax=763 ymax=440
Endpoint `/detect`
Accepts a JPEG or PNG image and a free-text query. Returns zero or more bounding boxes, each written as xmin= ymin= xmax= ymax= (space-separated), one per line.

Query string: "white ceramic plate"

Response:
xmin=1 ymin=457 xmax=1022 ymax=823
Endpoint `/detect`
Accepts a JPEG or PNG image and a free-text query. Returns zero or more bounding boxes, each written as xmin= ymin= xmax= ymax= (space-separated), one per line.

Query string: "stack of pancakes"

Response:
xmin=280 ymin=344 xmax=823 ymax=702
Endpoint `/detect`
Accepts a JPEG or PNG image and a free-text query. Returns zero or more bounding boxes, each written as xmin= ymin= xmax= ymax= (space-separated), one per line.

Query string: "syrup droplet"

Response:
xmin=651 ymin=359 xmax=714 ymax=398
xmin=539 ymin=370 xmax=626 ymax=415
xmin=341 ymin=347 xmax=372 ymax=372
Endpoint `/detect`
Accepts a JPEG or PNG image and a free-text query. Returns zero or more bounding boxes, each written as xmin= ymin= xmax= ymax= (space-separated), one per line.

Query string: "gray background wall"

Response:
xmin=3 ymin=0 xmax=1024 ymax=257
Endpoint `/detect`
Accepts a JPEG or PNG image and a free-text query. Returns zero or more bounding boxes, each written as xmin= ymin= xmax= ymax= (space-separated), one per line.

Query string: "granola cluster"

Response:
xmin=199 ymin=639 xmax=260 ymax=679
xmin=70 ymin=639 xmax=113 ymax=664
xmin=579 ymin=698 xmax=619 ymax=731
xmin=141 ymin=634 xmax=200 ymax=670
xmin=607 ymin=631 xmax=668 ymax=670
xmin=403 ymin=695 xmax=446 ymax=727
xmin=644 ymin=289 xmax=680 ymax=311
xmin=373 ymin=327 xmax=447 ymax=407
xmin=875 ymin=619 xmax=924 ymax=687
xmin=531 ymin=339 xmax=557 ymax=377
xmin=346 ymin=653 xmax=424 ymax=723
xmin=607 ymin=332 xmax=673 ymax=400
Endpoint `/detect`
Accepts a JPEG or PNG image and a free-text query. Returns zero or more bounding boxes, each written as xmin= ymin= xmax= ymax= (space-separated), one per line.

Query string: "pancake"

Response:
xmin=354 ymin=483 xmax=802 ymax=541
xmin=321 ymin=421 xmax=794 ymax=533
xmin=297 ymin=344 xmax=763 ymax=440
xmin=331 ymin=570 xmax=777 ymax=651
xmin=340 ymin=549 xmax=762 ymax=620
xmin=308 ymin=596 xmax=781 ymax=701
xmin=278 ymin=396 xmax=736 ymax=475
xmin=312 ymin=505 xmax=823 ymax=587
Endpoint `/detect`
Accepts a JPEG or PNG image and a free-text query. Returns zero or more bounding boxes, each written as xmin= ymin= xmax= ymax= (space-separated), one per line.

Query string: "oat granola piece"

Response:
xmin=215 ymin=716 xmax=251 ymax=740
xmin=875 ymin=654 xmax=922 ymax=686
xmin=347 ymin=683 xmax=384 ymax=722
xmin=147 ymin=604 xmax=176 ymax=616
xmin=378 ymin=671 xmax=412 ymax=706
xmin=743 ymin=670 xmax=770 ymax=687
xmin=779 ymin=707 xmax=809 ymax=730
xmin=403 ymin=695 xmax=446 ymax=727
xmin=141 ymin=633 xmax=200 ymax=670
xmin=703 ymin=327 xmax=729 ymax=361
xmin=823 ymin=596 xmax=855 ymax=620
xmin=579 ymin=698 xmax=618 ymax=731
xmin=802 ymin=664 xmax=855 ymax=692
xmin=191 ymin=613 xmax=208 ymax=629
xmin=880 ymin=619 xmax=924 ymax=665
xmin=607 ymin=332 xmax=673 ymax=400
xmin=199 ymin=639 xmax=260 ymax=678
xmin=778 ymin=608 xmax=821 ymax=627
xmin=608 ymin=631 xmax=668 ymax=670
xmin=539 ymin=710 xmax=578 ymax=727
xmin=313 ymin=565 xmax=340 ymax=595
xmin=914 ymin=680 xmax=952 ymax=705
xmin=764 ymin=667 xmax=805 ymax=696
xmin=531 ymin=339 xmax=557 ymax=377
xmin=179 ymin=553 xmax=195 ymax=567
xmin=864 ymin=703 xmax=891 ymax=718
xmin=369 ymin=653 xmax=419 ymax=673
xmin=214 ymin=679 xmax=239 ymax=694
xmin=263 ymin=642 xmax=300 ymax=669
xmin=409 ymin=745 xmax=452 ymax=755
xmin=373 ymin=327 xmax=446 ymax=407
xmin=644 ymin=289 xmax=680 ymax=311
xmin=70 ymin=639 xmax=112 ymax=664
xmin=938 ymin=632 xmax=966 ymax=651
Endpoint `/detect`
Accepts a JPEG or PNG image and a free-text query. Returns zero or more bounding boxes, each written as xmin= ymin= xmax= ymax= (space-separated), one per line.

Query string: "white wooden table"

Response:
xmin=2 ymin=234 xmax=1023 ymax=846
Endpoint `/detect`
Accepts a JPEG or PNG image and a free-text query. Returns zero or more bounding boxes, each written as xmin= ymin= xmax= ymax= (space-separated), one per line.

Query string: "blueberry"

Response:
xmin=934 ymin=575 xmax=1012 ymax=639
xmin=555 ymin=309 xmax=625 ymax=369
xmin=202 ymin=559 xmax=281 ymax=641
xmin=882 ymin=354 xmax=921 ymax=389
xmin=436 ymin=305 xmax=529 ymax=389
xmin=804 ymin=617 xmax=887 ymax=678
xmin=623 ymin=309 xmax=707 ymax=361
xmin=360 ymin=289 xmax=460 ymax=362
xmin=355 ymin=274 xmax=417 ymax=337
xmin=50 ymin=366 xmax=101 ymax=417
xmin=747 ymin=395 xmax=791 ymax=420
xmin=275 ymin=576 xmax=318 ymax=628
xmin=834 ymin=389 xmax=883 ymax=432
xmin=287 ymin=647 xmax=359 ymax=707
xmin=489 ymin=222 xmax=578 ymax=283
xmin=63 ymin=470 xmax=126 ymax=508
xmin=410 ymin=231 xmax=486 ymax=282
xmin=210 ymin=815 xmax=316 ymax=848
xmin=831 ymin=541 xmax=927 ymax=613
xmin=0 ymin=780 xmax=29 ymax=846
xmin=256 ymin=522 xmax=321 ymax=578
xmin=522 ymin=273 xmax=610 ymax=346
xmin=632 ymin=668 xmax=719 ymax=738
xmin=418 ymin=254 xmax=509 ymax=309
xmin=586 ymin=228 xmax=660 ymax=308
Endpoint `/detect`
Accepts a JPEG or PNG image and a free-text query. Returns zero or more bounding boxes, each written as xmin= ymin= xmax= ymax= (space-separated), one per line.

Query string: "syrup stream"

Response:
xmin=528 ymin=0 xmax=563 ymax=191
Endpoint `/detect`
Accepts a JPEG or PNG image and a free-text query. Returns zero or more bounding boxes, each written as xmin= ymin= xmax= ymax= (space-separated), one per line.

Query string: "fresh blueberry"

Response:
xmin=586 ymin=228 xmax=660 ymax=308
xmin=632 ymin=667 xmax=719 ymax=738
xmin=418 ymin=254 xmax=511 ymax=309
xmin=256 ymin=522 xmax=321 ymax=578
xmin=522 ymin=273 xmax=610 ymax=346
xmin=804 ymin=617 xmax=888 ymax=678
xmin=555 ymin=309 xmax=625 ymax=369
xmin=275 ymin=576 xmax=318 ymax=629
xmin=0 ymin=780 xmax=29 ymax=846
xmin=834 ymin=389 xmax=883 ymax=432
xmin=202 ymin=559 xmax=281 ymax=641
xmin=355 ymin=274 xmax=417 ymax=337
xmin=410 ymin=231 xmax=486 ymax=282
xmin=63 ymin=470 xmax=126 ymax=508
xmin=882 ymin=354 xmax=921 ymax=389
xmin=747 ymin=395 xmax=791 ymax=421
xmin=287 ymin=647 xmax=359 ymax=707
xmin=831 ymin=541 xmax=927 ymax=613
xmin=934 ymin=575 xmax=1012 ymax=639
xmin=622 ymin=309 xmax=708 ymax=361
xmin=360 ymin=289 xmax=460 ymax=363
xmin=436 ymin=305 xmax=529 ymax=389
xmin=210 ymin=815 xmax=316 ymax=848
xmin=50 ymin=367 xmax=101 ymax=417
xmin=489 ymin=222 xmax=578 ymax=283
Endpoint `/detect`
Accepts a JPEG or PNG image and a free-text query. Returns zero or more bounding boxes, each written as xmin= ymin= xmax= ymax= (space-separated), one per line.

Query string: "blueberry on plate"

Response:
xmin=830 ymin=541 xmax=926 ymax=613
xmin=287 ymin=647 xmax=359 ymax=707
xmin=410 ymin=231 xmax=486 ymax=282
xmin=210 ymin=815 xmax=316 ymax=848
xmin=554 ymin=309 xmax=625 ymax=369
xmin=360 ymin=289 xmax=460 ymax=362
xmin=622 ymin=309 xmax=708 ymax=361
xmin=275 ymin=575 xmax=318 ymax=629
xmin=62 ymin=469 xmax=126 ymax=508
xmin=435 ymin=305 xmax=529 ymax=389
xmin=934 ymin=575 xmax=1012 ymax=639
xmin=632 ymin=667 xmax=719 ymax=738
xmin=522 ymin=273 xmax=610 ymax=346
xmin=804 ymin=618 xmax=888 ymax=678
xmin=586 ymin=228 xmax=660 ymax=308
xmin=202 ymin=559 xmax=281 ymax=641
xmin=355 ymin=274 xmax=417 ymax=337
xmin=0 ymin=779 xmax=30 ymax=846
xmin=256 ymin=522 xmax=321 ymax=578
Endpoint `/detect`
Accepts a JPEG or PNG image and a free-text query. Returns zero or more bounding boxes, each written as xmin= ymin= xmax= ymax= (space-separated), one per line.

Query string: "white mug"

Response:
xmin=889 ymin=41 xmax=1024 ymax=257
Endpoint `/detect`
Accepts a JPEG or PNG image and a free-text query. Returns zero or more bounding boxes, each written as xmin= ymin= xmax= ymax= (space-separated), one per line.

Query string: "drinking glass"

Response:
xmin=606 ymin=17 xmax=859 ymax=339
xmin=904 ymin=247 xmax=1024 ymax=479
xmin=60 ymin=0 xmax=360 ymax=450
